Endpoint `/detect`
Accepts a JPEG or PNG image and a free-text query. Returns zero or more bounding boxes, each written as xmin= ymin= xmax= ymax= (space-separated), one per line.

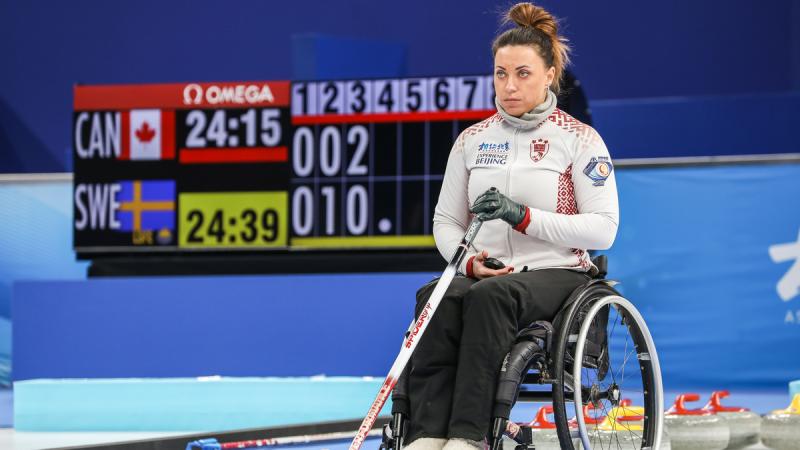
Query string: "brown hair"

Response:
xmin=492 ymin=3 xmax=571 ymax=95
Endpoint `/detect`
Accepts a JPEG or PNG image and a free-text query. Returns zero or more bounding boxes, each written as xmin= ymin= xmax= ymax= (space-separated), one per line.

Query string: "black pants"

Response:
xmin=406 ymin=269 xmax=590 ymax=443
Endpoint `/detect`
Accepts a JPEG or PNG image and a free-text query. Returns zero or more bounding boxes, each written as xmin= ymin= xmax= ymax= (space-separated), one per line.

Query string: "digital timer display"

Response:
xmin=178 ymin=192 xmax=287 ymax=248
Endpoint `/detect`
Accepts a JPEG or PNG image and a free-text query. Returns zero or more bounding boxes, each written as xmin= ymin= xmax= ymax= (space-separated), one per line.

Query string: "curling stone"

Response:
xmin=702 ymin=390 xmax=760 ymax=449
xmin=665 ymin=394 xmax=729 ymax=450
xmin=527 ymin=405 xmax=579 ymax=450
xmin=568 ymin=402 xmax=606 ymax=449
xmin=761 ymin=394 xmax=800 ymax=450
xmin=566 ymin=400 xmax=671 ymax=449
xmin=598 ymin=403 xmax=645 ymax=448
xmin=583 ymin=399 xmax=671 ymax=450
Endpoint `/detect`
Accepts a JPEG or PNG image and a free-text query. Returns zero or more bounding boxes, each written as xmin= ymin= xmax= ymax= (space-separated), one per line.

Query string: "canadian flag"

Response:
xmin=120 ymin=109 xmax=175 ymax=160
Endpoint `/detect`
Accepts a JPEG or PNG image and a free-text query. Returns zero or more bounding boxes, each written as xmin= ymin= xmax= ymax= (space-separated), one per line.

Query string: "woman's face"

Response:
xmin=494 ymin=45 xmax=555 ymax=117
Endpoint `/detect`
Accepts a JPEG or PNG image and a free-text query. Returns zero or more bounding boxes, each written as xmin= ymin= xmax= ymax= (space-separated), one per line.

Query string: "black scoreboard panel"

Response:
xmin=73 ymin=76 xmax=496 ymax=255
xmin=287 ymin=76 xmax=495 ymax=250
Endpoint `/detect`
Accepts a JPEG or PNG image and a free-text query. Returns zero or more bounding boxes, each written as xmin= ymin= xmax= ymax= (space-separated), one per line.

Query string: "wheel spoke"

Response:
xmin=618 ymin=337 xmax=636 ymax=386
xmin=625 ymin=425 xmax=642 ymax=450
xmin=599 ymin=400 xmax=613 ymax=450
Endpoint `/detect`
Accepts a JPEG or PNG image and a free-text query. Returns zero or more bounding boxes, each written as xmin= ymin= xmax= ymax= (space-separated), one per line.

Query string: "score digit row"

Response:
xmin=291 ymin=75 xmax=495 ymax=118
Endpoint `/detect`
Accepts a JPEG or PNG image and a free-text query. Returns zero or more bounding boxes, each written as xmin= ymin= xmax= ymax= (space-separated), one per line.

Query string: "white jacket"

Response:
xmin=433 ymin=94 xmax=619 ymax=276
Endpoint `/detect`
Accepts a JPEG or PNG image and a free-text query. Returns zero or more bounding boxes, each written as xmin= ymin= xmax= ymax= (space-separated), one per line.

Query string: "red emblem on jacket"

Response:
xmin=530 ymin=139 xmax=549 ymax=162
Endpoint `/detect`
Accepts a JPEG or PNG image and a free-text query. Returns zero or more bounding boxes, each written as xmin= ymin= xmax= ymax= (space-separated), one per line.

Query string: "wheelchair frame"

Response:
xmin=380 ymin=256 xmax=664 ymax=450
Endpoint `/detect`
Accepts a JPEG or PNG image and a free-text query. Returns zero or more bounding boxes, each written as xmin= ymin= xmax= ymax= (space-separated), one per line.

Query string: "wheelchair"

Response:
xmin=381 ymin=255 xmax=664 ymax=450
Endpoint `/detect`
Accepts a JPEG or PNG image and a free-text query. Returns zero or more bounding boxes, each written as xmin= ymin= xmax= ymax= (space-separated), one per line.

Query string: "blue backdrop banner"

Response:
xmin=606 ymin=163 xmax=800 ymax=389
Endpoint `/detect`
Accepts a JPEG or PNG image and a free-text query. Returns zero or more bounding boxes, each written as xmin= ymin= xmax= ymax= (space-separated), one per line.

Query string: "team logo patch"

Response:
xmin=583 ymin=156 xmax=613 ymax=186
xmin=530 ymin=139 xmax=549 ymax=162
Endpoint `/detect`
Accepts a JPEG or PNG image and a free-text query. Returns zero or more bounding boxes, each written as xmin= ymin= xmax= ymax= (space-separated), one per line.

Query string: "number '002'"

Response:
xmin=292 ymin=126 xmax=368 ymax=177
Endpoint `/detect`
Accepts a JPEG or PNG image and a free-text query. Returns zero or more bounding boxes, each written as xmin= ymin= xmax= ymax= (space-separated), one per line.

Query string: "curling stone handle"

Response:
xmin=531 ymin=405 xmax=557 ymax=429
xmin=667 ymin=393 xmax=709 ymax=415
xmin=704 ymin=390 xmax=748 ymax=412
xmin=581 ymin=402 xmax=604 ymax=425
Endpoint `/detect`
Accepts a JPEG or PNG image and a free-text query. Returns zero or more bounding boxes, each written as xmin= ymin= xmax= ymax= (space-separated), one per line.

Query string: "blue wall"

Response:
xmin=794 ymin=1 xmax=800 ymax=90
xmin=12 ymin=163 xmax=800 ymax=390
xmin=13 ymin=274 xmax=428 ymax=379
xmin=593 ymin=92 xmax=800 ymax=158
xmin=1 ymin=0 xmax=798 ymax=172
xmin=0 ymin=181 xmax=88 ymax=320
xmin=0 ymin=180 xmax=89 ymax=385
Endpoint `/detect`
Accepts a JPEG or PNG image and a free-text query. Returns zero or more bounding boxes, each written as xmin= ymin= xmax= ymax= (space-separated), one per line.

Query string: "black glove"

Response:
xmin=470 ymin=187 xmax=526 ymax=228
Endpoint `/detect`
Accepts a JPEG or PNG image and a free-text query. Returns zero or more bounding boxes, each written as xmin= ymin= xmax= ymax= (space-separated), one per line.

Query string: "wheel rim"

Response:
xmin=571 ymin=295 xmax=663 ymax=450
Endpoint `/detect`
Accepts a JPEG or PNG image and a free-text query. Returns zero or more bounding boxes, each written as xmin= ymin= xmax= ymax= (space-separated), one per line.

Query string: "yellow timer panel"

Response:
xmin=179 ymin=192 xmax=288 ymax=248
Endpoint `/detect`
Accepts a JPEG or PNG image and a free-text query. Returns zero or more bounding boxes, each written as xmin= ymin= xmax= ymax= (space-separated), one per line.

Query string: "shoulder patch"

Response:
xmin=583 ymin=156 xmax=613 ymax=186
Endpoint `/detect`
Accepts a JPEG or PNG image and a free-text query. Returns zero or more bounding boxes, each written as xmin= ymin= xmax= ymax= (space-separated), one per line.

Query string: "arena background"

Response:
xmin=1 ymin=0 xmax=799 ymax=447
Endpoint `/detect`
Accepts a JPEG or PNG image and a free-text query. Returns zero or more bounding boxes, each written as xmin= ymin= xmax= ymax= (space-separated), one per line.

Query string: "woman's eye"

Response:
xmin=496 ymin=71 xmax=506 ymax=78
xmin=519 ymin=71 xmax=530 ymax=78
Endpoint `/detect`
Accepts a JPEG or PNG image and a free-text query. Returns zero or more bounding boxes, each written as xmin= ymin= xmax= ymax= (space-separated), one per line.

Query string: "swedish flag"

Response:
xmin=117 ymin=180 xmax=175 ymax=233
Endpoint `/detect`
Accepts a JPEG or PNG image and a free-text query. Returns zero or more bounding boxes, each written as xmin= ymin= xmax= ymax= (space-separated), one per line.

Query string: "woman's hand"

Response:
xmin=470 ymin=188 xmax=526 ymax=228
xmin=472 ymin=250 xmax=514 ymax=280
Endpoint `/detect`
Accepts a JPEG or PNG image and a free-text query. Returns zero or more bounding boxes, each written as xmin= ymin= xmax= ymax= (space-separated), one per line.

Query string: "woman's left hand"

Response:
xmin=472 ymin=250 xmax=514 ymax=280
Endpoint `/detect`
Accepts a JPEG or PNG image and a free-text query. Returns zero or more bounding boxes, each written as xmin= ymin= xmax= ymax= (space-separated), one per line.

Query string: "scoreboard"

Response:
xmin=73 ymin=76 xmax=496 ymax=254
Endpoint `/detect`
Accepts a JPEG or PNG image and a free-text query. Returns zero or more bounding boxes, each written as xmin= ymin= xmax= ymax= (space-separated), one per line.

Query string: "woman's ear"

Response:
xmin=546 ymin=66 xmax=556 ymax=88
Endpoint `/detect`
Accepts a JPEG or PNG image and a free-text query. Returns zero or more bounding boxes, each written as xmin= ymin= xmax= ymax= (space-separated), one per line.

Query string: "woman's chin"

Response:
xmin=500 ymin=102 xmax=527 ymax=117
xmin=503 ymin=105 xmax=526 ymax=116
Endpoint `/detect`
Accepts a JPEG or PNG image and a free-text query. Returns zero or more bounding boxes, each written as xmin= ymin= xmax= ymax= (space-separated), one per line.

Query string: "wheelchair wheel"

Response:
xmin=551 ymin=284 xmax=664 ymax=450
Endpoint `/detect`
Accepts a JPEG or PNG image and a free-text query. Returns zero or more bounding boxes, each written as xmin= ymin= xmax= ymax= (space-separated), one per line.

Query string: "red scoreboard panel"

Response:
xmin=73 ymin=76 xmax=495 ymax=254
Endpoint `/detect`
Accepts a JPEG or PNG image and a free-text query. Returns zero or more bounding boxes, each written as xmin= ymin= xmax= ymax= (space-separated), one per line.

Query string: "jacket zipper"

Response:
xmin=506 ymin=127 xmax=520 ymax=263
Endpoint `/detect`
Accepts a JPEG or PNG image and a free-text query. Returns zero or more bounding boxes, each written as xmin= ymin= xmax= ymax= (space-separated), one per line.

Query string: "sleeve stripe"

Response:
xmin=513 ymin=208 xmax=531 ymax=234
xmin=466 ymin=255 xmax=476 ymax=278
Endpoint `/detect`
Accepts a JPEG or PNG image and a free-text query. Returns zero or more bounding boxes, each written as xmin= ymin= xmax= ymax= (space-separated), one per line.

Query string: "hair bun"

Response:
xmin=493 ymin=2 xmax=571 ymax=95
xmin=506 ymin=2 xmax=558 ymax=38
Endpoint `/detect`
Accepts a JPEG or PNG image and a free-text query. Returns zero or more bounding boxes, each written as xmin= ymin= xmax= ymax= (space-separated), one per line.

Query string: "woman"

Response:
xmin=403 ymin=3 xmax=619 ymax=450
